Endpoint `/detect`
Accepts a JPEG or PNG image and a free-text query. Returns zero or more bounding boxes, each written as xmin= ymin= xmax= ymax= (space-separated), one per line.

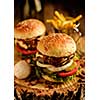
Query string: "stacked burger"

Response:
xmin=14 ymin=19 xmax=46 ymax=56
xmin=36 ymin=33 xmax=80 ymax=82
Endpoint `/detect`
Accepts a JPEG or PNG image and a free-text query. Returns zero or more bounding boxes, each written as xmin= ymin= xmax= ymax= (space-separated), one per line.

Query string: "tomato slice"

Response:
xmin=58 ymin=60 xmax=80 ymax=77
xmin=16 ymin=44 xmax=38 ymax=55
xmin=58 ymin=67 xmax=78 ymax=77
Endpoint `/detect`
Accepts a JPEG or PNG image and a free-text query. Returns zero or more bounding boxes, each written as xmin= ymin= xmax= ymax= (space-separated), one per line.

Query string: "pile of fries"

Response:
xmin=47 ymin=11 xmax=82 ymax=33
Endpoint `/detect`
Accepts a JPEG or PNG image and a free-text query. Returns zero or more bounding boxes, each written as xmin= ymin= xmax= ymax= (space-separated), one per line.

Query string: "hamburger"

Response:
xmin=14 ymin=19 xmax=46 ymax=55
xmin=36 ymin=33 xmax=80 ymax=82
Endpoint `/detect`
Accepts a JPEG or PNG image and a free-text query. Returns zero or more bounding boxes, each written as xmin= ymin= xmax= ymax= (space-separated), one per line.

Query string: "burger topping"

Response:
xmin=36 ymin=60 xmax=73 ymax=72
xmin=36 ymin=52 xmax=74 ymax=67
xmin=15 ymin=37 xmax=40 ymax=55
xmin=41 ymin=60 xmax=80 ymax=82
xmin=15 ymin=38 xmax=37 ymax=50
xmin=16 ymin=40 xmax=28 ymax=49
xmin=58 ymin=60 xmax=80 ymax=77
xmin=58 ymin=67 xmax=78 ymax=77
xmin=35 ymin=55 xmax=80 ymax=82
xmin=16 ymin=44 xmax=38 ymax=55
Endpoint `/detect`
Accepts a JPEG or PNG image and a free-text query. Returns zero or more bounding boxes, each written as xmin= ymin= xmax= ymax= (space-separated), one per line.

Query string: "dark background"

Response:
xmin=14 ymin=0 xmax=85 ymax=21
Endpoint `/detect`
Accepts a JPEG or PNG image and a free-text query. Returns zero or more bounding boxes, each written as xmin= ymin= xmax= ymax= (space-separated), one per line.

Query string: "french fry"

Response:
xmin=60 ymin=13 xmax=66 ymax=21
xmin=55 ymin=11 xmax=65 ymax=22
xmin=72 ymin=15 xmax=82 ymax=23
xmin=47 ymin=20 xmax=59 ymax=29
xmin=46 ymin=11 xmax=82 ymax=33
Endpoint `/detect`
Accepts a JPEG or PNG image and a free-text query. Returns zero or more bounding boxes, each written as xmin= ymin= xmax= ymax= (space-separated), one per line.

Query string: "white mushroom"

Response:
xmin=14 ymin=60 xmax=31 ymax=79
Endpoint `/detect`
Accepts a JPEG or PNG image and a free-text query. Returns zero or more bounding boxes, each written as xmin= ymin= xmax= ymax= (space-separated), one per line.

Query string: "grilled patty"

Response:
xmin=37 ymin=53 xmax=75 ymax=67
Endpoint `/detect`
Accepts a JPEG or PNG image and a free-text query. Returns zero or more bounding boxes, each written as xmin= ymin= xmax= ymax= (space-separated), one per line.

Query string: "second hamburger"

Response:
xmin=14 ymin=19 xmax=46 ymax=55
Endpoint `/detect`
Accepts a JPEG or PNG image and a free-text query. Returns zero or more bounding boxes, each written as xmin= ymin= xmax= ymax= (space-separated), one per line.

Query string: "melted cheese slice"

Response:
xmin=15 ymin=39 xmax=28 ymax=49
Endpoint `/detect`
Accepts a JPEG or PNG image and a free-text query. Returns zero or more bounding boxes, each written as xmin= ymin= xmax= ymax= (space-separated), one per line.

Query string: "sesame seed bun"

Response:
xmin=37 ymin=33 xmax=76 ymax=57
xmin=14 ymin=19 xmax=46 ymax=39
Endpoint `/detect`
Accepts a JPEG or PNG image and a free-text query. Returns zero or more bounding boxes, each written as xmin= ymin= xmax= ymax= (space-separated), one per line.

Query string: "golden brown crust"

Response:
xmin=14 ymin=19 xmax=46 ymax=39
xmin=37 ymin=33 xmax=76 ymax=57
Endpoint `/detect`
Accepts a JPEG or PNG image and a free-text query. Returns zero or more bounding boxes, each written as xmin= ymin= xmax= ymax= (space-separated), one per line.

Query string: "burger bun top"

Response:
xmin=14 ymin=19 xmax=46 ymax=39
xmin=37 ymin=33 xmax=76 ymax=57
